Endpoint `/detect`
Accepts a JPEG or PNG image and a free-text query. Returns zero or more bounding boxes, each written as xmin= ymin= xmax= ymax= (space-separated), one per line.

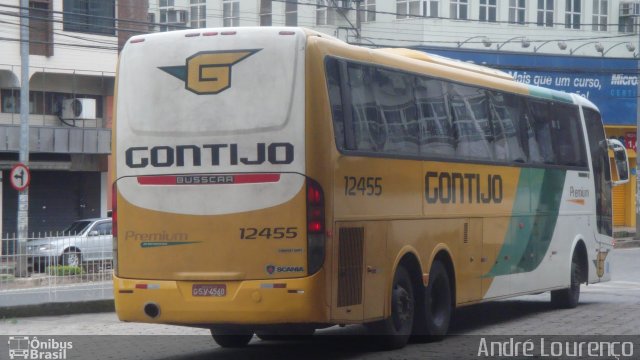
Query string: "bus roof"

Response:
xmin=375 ymin=48 xmax=514 ymax=81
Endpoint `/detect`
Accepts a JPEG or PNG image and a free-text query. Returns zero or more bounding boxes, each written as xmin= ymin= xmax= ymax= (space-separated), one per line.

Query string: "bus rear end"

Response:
xmin=112 ymin=28 xmax=328 ymax=332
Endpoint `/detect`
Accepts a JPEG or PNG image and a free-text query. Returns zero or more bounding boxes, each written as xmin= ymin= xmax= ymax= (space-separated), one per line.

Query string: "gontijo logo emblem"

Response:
xmin=159 ymin=49 xmax=260 ymax=95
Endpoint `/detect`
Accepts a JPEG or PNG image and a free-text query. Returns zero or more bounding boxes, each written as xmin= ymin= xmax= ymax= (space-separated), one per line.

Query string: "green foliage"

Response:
xmin=46 ymin=265 xmax=84 ymax=276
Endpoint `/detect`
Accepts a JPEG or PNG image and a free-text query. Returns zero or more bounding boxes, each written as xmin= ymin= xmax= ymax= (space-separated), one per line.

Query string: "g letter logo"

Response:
xmin=159 ymin=49 xmax=260 ymax=95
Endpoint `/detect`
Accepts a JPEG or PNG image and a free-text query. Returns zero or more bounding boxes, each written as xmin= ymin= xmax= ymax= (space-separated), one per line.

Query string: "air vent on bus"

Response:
xmin=337 ymin=227 xmax=364 ymax=307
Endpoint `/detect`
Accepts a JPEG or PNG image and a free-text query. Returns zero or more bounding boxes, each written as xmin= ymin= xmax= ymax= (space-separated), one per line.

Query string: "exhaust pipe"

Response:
xmin=144 ymin=303 xmax=160 ymax=318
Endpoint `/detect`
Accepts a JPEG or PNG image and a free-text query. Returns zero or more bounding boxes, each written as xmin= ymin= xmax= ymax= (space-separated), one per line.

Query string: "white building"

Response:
xmin=0 ymin=0 xmax=145 ymax=246
xmin=149 ymin=0 xmax=640 ymax=58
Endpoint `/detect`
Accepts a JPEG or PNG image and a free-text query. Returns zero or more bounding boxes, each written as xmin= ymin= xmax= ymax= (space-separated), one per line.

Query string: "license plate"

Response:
xmin=192 ymin=284 xmax=226 ymax=297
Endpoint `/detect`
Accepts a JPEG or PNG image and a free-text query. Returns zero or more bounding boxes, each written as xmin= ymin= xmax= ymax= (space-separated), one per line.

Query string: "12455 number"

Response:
xmin=240 ymin=227 xmax=298 ymax=240
xmin=344 ymin=176 xmax=382 ymax=196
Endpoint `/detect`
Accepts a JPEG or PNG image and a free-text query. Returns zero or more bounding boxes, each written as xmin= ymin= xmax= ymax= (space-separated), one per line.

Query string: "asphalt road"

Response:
xmin=1 ymin=248 xmax=639 ymax=360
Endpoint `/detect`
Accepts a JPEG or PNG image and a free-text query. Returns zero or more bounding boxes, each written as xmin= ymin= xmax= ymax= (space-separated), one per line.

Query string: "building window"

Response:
xmin=30 ymin=0 xmax=53 ymax=56
xmin=223 ymin=0 xmax=239 ymax=27
xmin=565 ymin=0 xmax=581 ymax=29
xmin=260 ymin=0 xmax=272 ymax=26
xmin=450 ymin=0 xmax=468 ymax=20
xmin=424 ymin=0 xmax=438 ymax=17
xmin=63 ymin=0 xmax=115 ymax=36
xmin=316 ymin=0 xmax=337 ymax=25
xmin=285 ymin=1 xmax=297 ymax=26
xmin=509 ymin=0 xmax=526 ymax=24
xmin=397 ymin=0 xmax=420 ymax=19
xmin=619 ymin=2 xmax=639 ymax=33
xmin=190 ymin=0 xmax=206 ymax=29
xmin=479 ymin=0 xmax=497 ymax=22
xmin=537 ymin=0 xmax=554 ymax=27
xmin=148 ymin=13 xmax=156 ymax=32
xmin=364 ymin=0 xmax=376 ymax=22
xmin=592 ymin=0 xmax=608 ymax=31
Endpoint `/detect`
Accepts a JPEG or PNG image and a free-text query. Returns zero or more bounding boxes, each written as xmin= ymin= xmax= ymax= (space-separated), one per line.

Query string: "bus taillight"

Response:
xmin=306 ymin=179 xmax=325 ymax=275
xmin=112 ymin=182 xmax=118 ymax=275
xmin=112 ymin=182 xmax=118 ymax=238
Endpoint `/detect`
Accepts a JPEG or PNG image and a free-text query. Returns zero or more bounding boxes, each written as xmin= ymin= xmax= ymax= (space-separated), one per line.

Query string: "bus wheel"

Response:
xmin=551 ymin=252 xmax=581 ymax=309
xmin=418 ymin=260 xmax=452 ymax=341
xmin=367 ymin=266 xmax=415 ymax=350
xmin=210 ymin=327 xmax=253 ymax=348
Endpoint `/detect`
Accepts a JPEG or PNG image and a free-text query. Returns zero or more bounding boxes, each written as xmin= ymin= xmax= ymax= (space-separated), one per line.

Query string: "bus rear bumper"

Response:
xmin=113 ymin=270 xmax=329 ymax=326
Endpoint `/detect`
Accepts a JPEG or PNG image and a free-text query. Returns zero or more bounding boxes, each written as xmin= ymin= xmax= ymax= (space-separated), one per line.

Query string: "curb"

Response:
xmin=0 ymin=299 xmax=114 ymax=319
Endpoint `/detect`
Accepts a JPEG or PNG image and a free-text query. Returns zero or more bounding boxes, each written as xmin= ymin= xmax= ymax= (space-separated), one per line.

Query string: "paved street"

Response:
xmin=1 ymin=248 xmax=639 ymax=359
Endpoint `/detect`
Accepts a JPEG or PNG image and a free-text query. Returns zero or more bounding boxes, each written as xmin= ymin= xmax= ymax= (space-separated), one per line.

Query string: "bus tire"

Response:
xmin=210 ymin=327 xmax=253 ymax=348
xmin=416 ymin=260 xmax=452 ymax=341
xmin=367 ymin=265 xmax=415 ymax=350
xmin=551 ymin=252 xmax=581 ymax=309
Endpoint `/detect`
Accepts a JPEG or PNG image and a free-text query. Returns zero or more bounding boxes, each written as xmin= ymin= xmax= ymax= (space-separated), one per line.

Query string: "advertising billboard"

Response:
xmin=416 ymin=47 xmax=638 ymax=125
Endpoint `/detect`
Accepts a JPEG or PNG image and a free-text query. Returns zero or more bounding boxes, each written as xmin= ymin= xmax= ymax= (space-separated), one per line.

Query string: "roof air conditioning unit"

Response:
xmin=62 ymin=98 xmax=96 ymax=120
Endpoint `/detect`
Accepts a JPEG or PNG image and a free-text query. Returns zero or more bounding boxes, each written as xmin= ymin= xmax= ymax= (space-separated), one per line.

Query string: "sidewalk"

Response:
xmin=1 ymin=261 xmax=114 ymax=318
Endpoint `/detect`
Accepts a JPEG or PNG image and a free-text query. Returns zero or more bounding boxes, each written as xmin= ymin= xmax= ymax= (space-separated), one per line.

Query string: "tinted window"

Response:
xmin=325 ymin=57 xmax=588 ymax=170
xmin=373 ymin=68 xmax=419 ymax=155
xmin=527 ymin=101 xmax=556 ymax=164
xmin=584 ymin=108 xmax=612 ymax=236
xmin=449 ymin=84 xmax=493 ymax=160
xmin=414 ymin=77 xmax=454 ymax=156
xmin=348 ymin=63 xmax=387 ymax=152
xmin=325 ymin=58 xmax=345 ymax=149
xmin=487 ymin=92 xmax=526 ymax=162
xmin=549 ymin=103 xmax=588 ymax=167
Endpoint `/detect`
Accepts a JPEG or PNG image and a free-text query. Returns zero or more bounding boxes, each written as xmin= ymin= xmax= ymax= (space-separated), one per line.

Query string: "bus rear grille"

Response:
xmin=337 ymin=227 xmax=364 ymax=307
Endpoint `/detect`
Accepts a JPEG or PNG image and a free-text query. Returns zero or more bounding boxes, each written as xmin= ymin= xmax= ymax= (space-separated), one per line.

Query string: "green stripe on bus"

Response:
xmin=485 ymin=168 xmax=566 ymax=277
xmin=528 ymin=86 xmax=573 ymax=104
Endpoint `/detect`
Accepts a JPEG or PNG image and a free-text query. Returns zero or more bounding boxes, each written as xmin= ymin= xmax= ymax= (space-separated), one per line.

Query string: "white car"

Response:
xmin=26 ymin=218 xmax=113 ymax=271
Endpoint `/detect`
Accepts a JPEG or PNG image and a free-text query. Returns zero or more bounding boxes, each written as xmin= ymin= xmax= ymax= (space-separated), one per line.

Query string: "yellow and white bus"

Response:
xmin=112 ymin=27 xmax=629 ymax=349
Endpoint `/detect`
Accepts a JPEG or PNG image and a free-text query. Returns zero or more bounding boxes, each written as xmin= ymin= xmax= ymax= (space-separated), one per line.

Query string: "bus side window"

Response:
xmin=348 ymin=64 xmax=386 ymax=151
xmin=527 ymin=101 xmax=556 ymax=164
xmin=449 ymin=83 xmax=493 ymax=161
xmin=487 ymin=91 xmax=526 ymax=163
xmin=414 ymin=77 xmax=454 ymax=157
xmin=373 ymin=68 xmax=419 ymax=155
xmin=325 ymin=58 xmax=345 ymax=150
xmin=548 ymin=103 xmax=588 ymax=167
xmin=518 ymin=101 xmax=543 ymax=163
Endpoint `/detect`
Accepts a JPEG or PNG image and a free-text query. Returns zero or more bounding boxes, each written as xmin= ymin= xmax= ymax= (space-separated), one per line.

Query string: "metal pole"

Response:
xmin=355 ymin=0 xmax=361 ymax=42
xmin=16 ymin=0 xmax=30 ymax=277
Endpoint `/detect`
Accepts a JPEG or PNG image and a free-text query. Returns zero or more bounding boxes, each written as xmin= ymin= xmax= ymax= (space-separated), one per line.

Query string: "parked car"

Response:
xmin=26 ymin=218 xmax=113 ymax=271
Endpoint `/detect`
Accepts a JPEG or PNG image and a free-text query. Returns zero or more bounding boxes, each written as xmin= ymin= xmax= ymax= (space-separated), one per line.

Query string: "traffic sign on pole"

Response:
xmin=10 ymin=163 xmax=30 ymax=191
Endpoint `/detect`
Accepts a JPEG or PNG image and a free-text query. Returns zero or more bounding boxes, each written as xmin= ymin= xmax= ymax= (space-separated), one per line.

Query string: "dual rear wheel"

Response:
xmin=368 ymin=260 xmax=453 ymax=350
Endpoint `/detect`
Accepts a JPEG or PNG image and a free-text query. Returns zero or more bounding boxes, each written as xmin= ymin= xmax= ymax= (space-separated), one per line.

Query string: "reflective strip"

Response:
xmin=137 ymin=173 xmax=281 ymax=185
